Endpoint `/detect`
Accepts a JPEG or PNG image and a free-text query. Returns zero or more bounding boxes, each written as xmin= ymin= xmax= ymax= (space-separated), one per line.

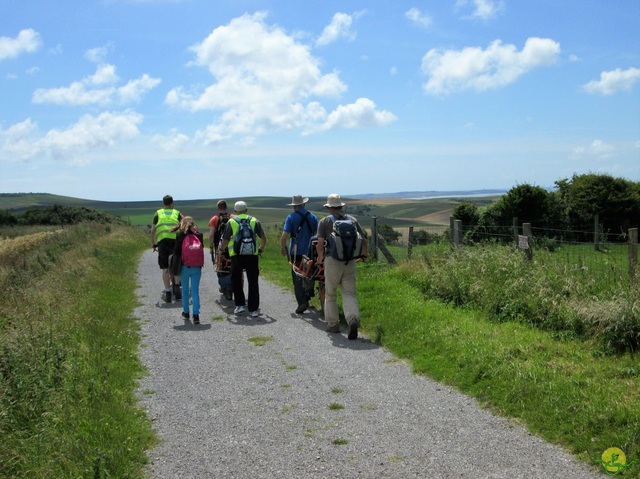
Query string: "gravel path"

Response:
xmin=135 ymin=250 xmax=601 ymax=478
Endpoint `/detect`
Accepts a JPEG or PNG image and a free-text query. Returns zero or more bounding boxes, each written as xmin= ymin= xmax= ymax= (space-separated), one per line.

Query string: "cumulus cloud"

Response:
xmin=422 ymin=37 xmax=561 ymax=95
xmin=570 ymin=139 xmax=616 ymax=160
xmin=456 ymin=0 xmax=504 ymax=20
xmin=0 ymin=28 xmax=42 ymax=61
xmin=582 ymin=67 xmax=640 ymax=95
xmin=316 ymin=12 xmax=357 ymax=46
xmin=32 ymin=64 xmax=160 ymax=105
xmin=0 ymin=111 xmax=142 ymax=163
xmin=316 ymin=98 xmax=396 ymax=131
xmin=405 ymin=8 xmax=432 ymax=28
xmin=152 ymin=129 xmax=191 ymax=152
xmin=166 ymin=12 xmax=394 ymax=144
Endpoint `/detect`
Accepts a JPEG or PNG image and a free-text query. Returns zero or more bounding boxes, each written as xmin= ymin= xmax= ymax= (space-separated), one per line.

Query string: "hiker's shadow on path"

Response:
xmin=226 ymin=315 xmax=277 ymax=327
xmin=173 ymin=322 xmax=213 ymax=332
xmin=328 ymin=332 xmax=379 ymax=350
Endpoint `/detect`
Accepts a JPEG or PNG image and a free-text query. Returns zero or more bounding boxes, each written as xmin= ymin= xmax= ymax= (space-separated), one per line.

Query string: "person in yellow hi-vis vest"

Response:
xmin=219 ymin=201 xmax=267 ymax=318
xmin=151 ymin=195 xmax=184 ymax=303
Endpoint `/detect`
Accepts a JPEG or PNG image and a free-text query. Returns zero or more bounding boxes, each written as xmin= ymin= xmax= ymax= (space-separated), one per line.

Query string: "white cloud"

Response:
xmin=316 ymin=98 xmax=397 ymax=131
xmin=32 ymin=64 xmax=160 ymax=105
xmin=0 ymin=28 xmax=42 ymax=61
xmin=456 ymin=0 xmax=504 ymax=20
xmin=422 ymin=37 xmax=561 ymax=95
xmin=85 ymin=44 xmax=112 ymax=63
xmin=405 ymin=8 xmax=432 ymax=28
xmin=582 ymin=67 xmax=640 ymax=95
xmin=0 ymin=111 xmax=142 ymax=163
xmin=166 ymin=12 xmax=394 ymax=144
xmin=316 ymin=12 xmax=356 ymax=46
xmin=152 ymin=129 xmax=191 ymax=151
xmin=570 ymin=139 xmax=616 ymax=160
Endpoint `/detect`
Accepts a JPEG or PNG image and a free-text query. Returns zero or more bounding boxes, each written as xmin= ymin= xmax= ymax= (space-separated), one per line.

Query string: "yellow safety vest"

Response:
xmin=155 ymin=209 xmax=180 ymax=242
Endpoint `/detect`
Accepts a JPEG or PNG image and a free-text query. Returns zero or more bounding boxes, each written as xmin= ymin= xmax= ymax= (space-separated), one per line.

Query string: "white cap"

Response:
xmin=234 ymin=201 xmax=248 ymax=212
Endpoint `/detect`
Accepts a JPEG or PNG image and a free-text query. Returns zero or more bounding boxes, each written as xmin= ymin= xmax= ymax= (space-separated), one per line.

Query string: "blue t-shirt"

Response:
xmin=283 ymin=208 xmax=319 ymax=256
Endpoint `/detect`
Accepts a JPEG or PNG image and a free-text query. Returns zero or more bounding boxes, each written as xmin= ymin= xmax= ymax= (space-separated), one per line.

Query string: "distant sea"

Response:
xmin=349 ymin=189 xmax=507 ymax=200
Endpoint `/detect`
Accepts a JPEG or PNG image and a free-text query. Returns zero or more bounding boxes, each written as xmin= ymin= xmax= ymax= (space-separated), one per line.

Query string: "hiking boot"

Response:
xmin=325 ymin=324 xmax=340 ymax=333
xmin=181 ymin=311 xmax=190 ymax=320
xmin=250 ymin=310 xmax=259 ymax=318
xmin=295 ymin=302 xmax=309 ymax=314
xmin=173 ymin=284 xmax=182 ymax=301
xmin=224 ymin=289 xmax=233 ymax=301
xmin=234 ymin=306 xmax=246 ymax=315
xmin=164 ymin=290 xmax=172 ymax=303
xmin=193 ymin=314 xmax=200 ymax=324
xmin=348 ymin=322 xmax=358 ymax=340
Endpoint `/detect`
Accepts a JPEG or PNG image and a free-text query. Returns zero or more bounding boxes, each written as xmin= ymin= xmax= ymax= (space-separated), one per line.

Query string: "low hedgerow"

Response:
xmin=398 ymin=244 xmax=639 ymax=353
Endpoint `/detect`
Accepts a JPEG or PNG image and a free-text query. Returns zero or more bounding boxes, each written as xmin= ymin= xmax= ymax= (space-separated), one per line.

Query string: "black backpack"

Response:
xmin=328 ymin=215 xmax=363 ymax=263
xmin=213 ymin=212 xmax=229 ymax=248
xmin=233 ymin=216 xmax=256 ymax=255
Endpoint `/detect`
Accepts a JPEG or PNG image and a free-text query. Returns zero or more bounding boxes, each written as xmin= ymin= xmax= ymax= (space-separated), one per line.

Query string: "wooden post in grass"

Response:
xmin=630 ymin=228 xmax=638 ymax=278
xmin=513 ymin=217 xmax=519 ymax=247
xmin=594 ymin=214 xmax=600 ymax=251
xmin=522 ymin=223 xmax=533 ymax=260
xmin=454 ymin=219 xmax=462 ymax=246
xmin=408 ymin=226 xmax=414 ymax=259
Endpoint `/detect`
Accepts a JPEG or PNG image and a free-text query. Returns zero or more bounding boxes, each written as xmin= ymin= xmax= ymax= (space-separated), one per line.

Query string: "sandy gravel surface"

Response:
xmin=135 ymin=249 xmax=601 ymax=478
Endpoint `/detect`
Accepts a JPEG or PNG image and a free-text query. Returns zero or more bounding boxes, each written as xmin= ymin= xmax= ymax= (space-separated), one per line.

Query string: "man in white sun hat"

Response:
xmin=316 ymin=194 xmax=368 ymax=340
xmin=280 ymin=195 xmax=319 ymax=314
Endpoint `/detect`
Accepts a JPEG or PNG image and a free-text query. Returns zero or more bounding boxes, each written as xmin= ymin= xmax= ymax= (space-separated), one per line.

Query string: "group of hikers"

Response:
xmin=150 ymin=193 xmax=368 ymax=340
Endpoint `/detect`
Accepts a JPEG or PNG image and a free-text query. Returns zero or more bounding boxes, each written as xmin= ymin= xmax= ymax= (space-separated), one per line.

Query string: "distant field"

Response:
xmin=0 ymin=193 xmax=501 ymax=230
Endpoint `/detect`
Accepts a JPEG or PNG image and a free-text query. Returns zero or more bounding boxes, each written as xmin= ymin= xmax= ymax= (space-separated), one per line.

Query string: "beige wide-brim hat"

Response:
xmin=323 ymin=193 xmax=346 ymax=208
xmin=286 ymin=195 xmax=309 ymax=206
xmin=234 ymin=200 xmax=248 ymax=212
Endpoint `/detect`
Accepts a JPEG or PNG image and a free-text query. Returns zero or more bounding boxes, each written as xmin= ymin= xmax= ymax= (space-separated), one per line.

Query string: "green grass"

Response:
xmin=0 ymin=224 xmax=155 ymax=478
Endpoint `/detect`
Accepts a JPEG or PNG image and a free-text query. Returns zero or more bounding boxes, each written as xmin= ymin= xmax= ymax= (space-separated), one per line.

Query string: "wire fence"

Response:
xmin=372 ymin=219 xmax=638 ymax=288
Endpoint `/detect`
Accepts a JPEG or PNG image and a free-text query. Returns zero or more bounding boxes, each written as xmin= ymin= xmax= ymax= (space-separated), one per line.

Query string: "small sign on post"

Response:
xmin=518 ymin=235 xmax=529 ymax=250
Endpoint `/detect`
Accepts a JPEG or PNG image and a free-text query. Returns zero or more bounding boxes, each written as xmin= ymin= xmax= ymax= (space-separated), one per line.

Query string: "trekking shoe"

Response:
xmin=234 ymin=306 xmax=246 ymax=315
xmin=295 ymin=302 xmax=309 ymax=314
xmin=348 ymin=322 xmax=358 ymax=340
xmin=181 ymin=311 xmax=190 ymax=320
xmin=173 ymin=284 xmax=182 ymax=301
xmin=193 ymin=314 xmax=200 ymax=324
xmin=164 ymin=290 xmax=172 ymax=303
xmin=250 ymin=310 xmax=259 ymax=318
xmin=325 ymin=324 xmax=340 ymax=333
xmin=224 ymin=289 xmax=233 ymax=301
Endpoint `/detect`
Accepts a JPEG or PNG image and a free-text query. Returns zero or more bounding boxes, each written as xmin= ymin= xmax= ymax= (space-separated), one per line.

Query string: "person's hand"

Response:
xmin=280 ymin=247 xmax=287 ymax=256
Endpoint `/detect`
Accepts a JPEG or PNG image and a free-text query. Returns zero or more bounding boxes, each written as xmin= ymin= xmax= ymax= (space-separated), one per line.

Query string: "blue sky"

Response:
xmin=1 ymin=0 xmax=639 ymax=202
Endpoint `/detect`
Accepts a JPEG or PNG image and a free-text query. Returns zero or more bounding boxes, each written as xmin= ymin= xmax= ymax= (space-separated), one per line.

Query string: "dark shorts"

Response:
xmin=157 ymin=239 xmax=176 ymax=269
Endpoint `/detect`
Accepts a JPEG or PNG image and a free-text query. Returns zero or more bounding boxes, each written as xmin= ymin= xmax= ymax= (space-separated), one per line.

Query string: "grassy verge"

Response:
xmin=260 ymin=231 xmax=639 ymax=476
xmin=0 ymin=224 xmax=154 ymax=478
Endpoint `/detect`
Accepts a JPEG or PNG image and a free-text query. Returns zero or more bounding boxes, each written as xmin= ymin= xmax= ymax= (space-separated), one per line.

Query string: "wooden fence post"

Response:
xmin=513 ymin=217 xmax=519 ymax=247
xmin=407 ymin=226 xmax=414 ymax=259
xmin=454 ymin=219 xmax=462 ymax=246
xmin=522 ymin=223 xmax=533 ymax=260
xmin=594 ymin=214 xmax=600 ymax=251
xmin=630 ymin=228 xmax=638 ymax=278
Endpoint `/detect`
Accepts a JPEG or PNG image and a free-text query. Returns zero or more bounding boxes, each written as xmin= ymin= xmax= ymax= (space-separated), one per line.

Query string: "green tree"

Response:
xmin=0 ymin=209 xmax=18 ymax=226
xmin=554 ymin=173 xmax=640 ymax=240
xmin=378 ymin=223 xmax=401 ymax=243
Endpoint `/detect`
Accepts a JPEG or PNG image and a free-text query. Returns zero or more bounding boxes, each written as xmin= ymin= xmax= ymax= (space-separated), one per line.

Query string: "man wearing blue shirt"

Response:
xmin=280 ymin=195 xmax=319 ymax=314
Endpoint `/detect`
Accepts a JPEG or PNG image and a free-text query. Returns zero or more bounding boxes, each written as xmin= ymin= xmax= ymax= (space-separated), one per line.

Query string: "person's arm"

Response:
xmin=209 ymin=218 xmax=217 ymax=250
xmin=151 ymin=214 xmax=158 ymax=249
xmin=316 ymin=235 xmax=325 ymax=263
xmin=279 ymin=231 xmax=289 ymax=256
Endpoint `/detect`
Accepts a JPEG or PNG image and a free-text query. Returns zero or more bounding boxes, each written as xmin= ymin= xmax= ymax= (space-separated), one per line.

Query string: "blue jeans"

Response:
xmin=180 ymin=266 xmax=202 ymax=315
